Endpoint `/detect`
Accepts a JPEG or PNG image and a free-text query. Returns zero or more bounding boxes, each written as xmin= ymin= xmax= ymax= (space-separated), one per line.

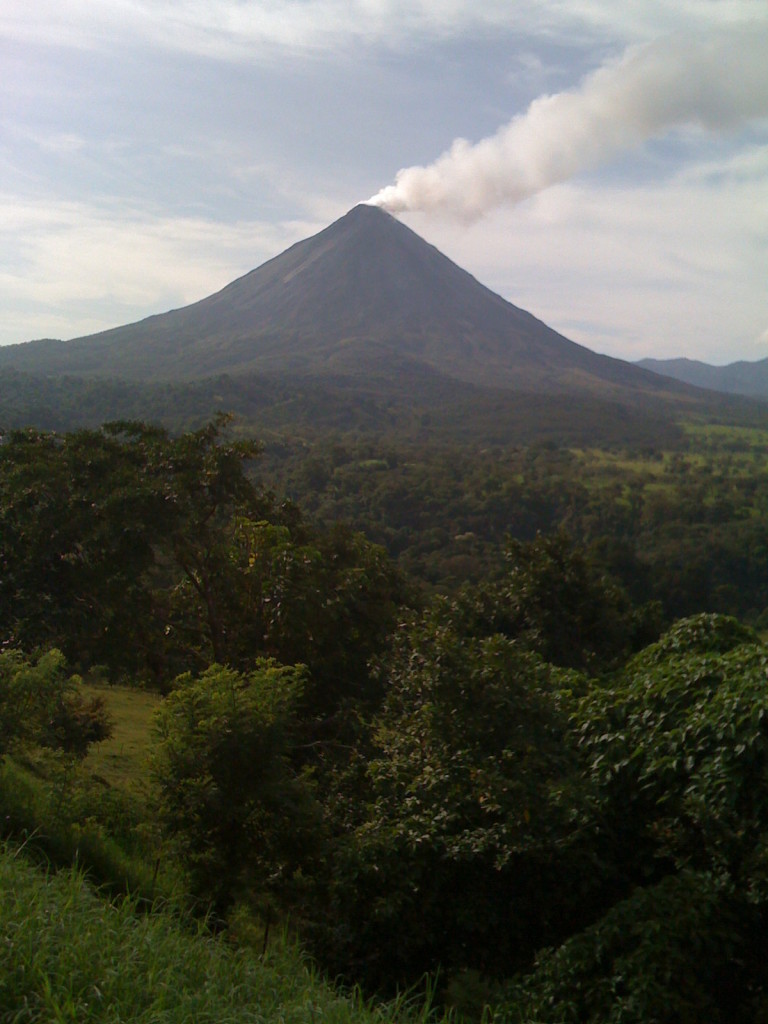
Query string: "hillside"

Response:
xmin=638 ymin=355 xmax=768 ymax=399
xmin=0 ymin=846 xmax=426 ymax=1024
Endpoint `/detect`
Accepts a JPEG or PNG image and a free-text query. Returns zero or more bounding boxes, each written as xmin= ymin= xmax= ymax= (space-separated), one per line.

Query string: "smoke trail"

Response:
xmin=369 ymin=27 xmax=768 ymax=219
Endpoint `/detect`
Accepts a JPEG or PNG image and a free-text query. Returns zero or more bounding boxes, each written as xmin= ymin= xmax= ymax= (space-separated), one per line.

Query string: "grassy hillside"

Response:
xmin=0 ymin=686 xmax=441 ymax=1023
xmin=0 ymin=844 xmax=437 ymax=1024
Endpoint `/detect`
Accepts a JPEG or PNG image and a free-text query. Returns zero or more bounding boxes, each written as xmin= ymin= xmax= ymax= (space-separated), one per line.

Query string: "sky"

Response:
xmin=2 ymin=1 xmax=767 ymax=365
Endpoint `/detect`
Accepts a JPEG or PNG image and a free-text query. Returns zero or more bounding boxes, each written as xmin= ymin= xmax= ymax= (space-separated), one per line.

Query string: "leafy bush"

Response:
xmin=508 ymin=870 xmax=752 ymax=1024
xmin=576 ymin=615 xmax=768 ymax=887
xmin=512 ymin=613 xmax=768 ymax=1022
xmin=0 ymin=648 xmax=111 ymax=758
xmin=455 ymin=532 xmax=661 ymax=673
xmin=319 ymin=615 xmax=587 ymax=987
xmin=151 ymin=661 xmax=322 ymax=914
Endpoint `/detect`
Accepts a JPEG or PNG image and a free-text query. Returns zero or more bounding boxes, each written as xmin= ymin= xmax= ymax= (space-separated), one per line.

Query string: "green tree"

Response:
xmin=0 ymin=425 xmax=170 ymax=675
xmin=0 ymin=418 xmax=267 ymax=681
xmin=0 ymin=417 xmax=403 ymax=702
xmin=320 ymin=610 xmax=586 ymax=988
xmin=509 ymin=870 xmax=751 ymax=1024
xmin=225 ymin=518 xmax=407 ymax=715
xmin=511 ymin=613 xmax=768 ymax=1022
xmin=459 ymin=532 xmax=661 ymax=673
xmin=0 ymin=648 xmax=110 ymax=759
xmin=147 ymin=417 xmax=267 ymax=668
xmin=575 ymin=614 xmax=768 ymax=891
xmin=151 ymin=660 xmax=321 ymax=914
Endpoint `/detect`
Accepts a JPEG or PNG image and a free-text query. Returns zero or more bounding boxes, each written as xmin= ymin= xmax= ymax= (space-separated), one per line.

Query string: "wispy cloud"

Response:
xmin=2 ymin=0 xmax=762 ymax=59
xmin=0 ymin=196 xmax=321 ymax=341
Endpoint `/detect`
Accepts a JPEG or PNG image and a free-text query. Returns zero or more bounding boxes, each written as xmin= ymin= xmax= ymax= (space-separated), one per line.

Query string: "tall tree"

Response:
xmin=0 ymin=418 xmax=266 ymax=680
xmin=151 ymin=660 xmax=320 ymax=914
xmin=320 ymin=609 xmax=586 ymax=988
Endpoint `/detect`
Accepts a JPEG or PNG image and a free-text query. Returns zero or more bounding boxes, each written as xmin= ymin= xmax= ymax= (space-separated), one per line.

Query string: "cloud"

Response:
xmin=370 ymin=26 xmax=768 ymax=219
xmin=0 ymin=196 xmax=322 ymax=343
xmin=0 ymin=1 xmax=522 ymax=55
xmin=2 ymin=0 xmax=761 ymax=59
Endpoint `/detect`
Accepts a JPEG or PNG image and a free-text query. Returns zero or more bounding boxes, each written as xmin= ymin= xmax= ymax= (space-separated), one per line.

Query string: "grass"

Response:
xmin=0 ymin=684 xmax=168 ymax=900
xmin=0 ymin=756 xmax=165 ymax=901
xmin=82 ymin=683 xmax=161 ymax=789
xmin=0 ymin=844 xmax=443 ymax=1024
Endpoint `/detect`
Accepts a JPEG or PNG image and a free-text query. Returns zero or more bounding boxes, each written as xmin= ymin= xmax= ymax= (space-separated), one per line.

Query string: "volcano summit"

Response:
xmin=0 ymin=204 xmax=687 ymax=408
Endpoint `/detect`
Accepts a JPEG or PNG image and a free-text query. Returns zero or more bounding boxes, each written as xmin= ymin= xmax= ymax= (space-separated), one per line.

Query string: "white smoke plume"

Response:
xmin=369 ymin=27 xmax=768 ymax=220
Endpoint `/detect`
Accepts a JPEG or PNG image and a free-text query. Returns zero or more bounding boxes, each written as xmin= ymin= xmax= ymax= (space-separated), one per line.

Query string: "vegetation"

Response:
xmin=0 ymin=648 xmax=110 ymax=759
xmin=81 ymin=682 xmax=160 ymax=788
xmin=152 ymin=661 xmax=320 ymax=914
xmin=3 ymin=416 xmax=768 ymax=1022
xmin=0 ymin=844 xmax=440 ymax=1024
xmin=264 ymin=429 xmax=768 ymax=621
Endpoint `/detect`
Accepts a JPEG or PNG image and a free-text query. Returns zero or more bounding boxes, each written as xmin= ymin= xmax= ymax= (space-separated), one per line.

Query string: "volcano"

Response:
xmin=0 ymin=204 xmax=689 ymax=405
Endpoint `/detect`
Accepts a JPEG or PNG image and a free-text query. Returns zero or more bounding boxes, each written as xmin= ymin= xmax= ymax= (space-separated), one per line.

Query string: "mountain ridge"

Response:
xmin=638 ymin=356 xmax=768 ymax=400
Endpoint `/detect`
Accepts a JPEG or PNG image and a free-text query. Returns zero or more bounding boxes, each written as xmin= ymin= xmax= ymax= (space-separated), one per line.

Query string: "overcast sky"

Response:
xmin=2 ymin=0 xmax=767 ymax=365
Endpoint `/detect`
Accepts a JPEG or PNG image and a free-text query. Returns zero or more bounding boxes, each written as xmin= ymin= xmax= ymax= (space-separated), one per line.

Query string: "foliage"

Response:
xmin=0 ymin=844 xmax=442 ymax=1024
xmin=318 ymin=611 xmax=587 ymax=988
xmin=368 ymin=619 xmax=580 ymax=863
xmin=0 ymin=418 xmax=266 ymax=679
xmin=623 ymin=610 xmax=756 ymax=663
xmin=456 ymin=532 xmax=661 ymax=672
xmin=501 ymin=614 xmax=768 ymax=1022
xmin=0 ymin=419 xmax=405 ymax=710
xmin=575 ymin=615 xmax=768 ymax=883
xmin=508 ymin=870 xmax=756 ymax=1024
xmin=0 ymin=648 xmax=110 ymax=758
xmin=228 ymin=518 xmax=408 ymax=724
xmin=151 ymin=661 xmax=321 ymax=913
xmin=266 ymin=430 xmax=768 ymax=622
xmin=0 ymin=425 xmax=166 ymax=675
xmin=8 ymin=413 xmax=768 ymax=1010
xmin=315 ymin=609 xmax=768 ymax=1008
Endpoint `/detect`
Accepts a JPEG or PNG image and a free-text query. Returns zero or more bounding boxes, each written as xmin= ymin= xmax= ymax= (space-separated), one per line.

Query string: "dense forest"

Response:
xmin=263 ymin=423 xmax=768 ymax=622
xmin=2 ymin=415 xmax=768 ymax=1022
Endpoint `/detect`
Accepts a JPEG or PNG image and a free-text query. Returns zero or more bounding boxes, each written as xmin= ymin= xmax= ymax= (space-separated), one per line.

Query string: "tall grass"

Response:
xmin=0 ymin=756 xmax=166 ymax=901
xmin=0 ymin=844 xmax=445 ymax=1024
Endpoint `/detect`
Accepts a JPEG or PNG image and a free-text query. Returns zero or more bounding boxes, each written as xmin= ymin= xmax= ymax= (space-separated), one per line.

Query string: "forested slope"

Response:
xmin=3 ymin=418 xmax=768 ymax=1023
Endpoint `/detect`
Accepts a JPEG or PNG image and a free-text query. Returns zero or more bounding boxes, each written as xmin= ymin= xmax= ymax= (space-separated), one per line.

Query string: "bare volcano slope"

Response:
xmin=0 ymin=204 xmax=689 ymax=403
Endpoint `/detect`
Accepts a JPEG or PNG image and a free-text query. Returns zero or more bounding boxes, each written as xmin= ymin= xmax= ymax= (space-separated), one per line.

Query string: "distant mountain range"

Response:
xmin=638 ymin=357 xmax=768 ymax=399
xmin=0 ymin=204 xmax=764 ymax=444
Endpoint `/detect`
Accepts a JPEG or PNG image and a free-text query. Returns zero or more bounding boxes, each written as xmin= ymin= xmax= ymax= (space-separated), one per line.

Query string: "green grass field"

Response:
xmin=0 ymin=684 xmax=167 ymax=900
xmin=82 ymin=683 xmax=161 ymax=789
